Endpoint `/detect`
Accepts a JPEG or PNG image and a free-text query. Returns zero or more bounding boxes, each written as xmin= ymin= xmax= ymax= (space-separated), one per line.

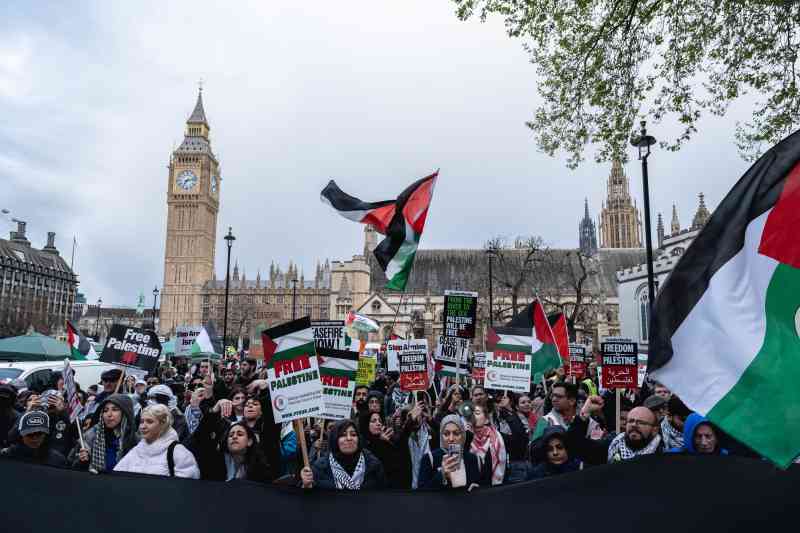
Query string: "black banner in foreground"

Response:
xmin=0 ymin=455 xmax=796 ymax=533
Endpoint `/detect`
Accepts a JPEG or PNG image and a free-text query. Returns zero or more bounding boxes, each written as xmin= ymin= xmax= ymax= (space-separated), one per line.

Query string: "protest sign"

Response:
xmin=484 ymin=349 xmax=532 ymax=393
xmin=62 ymin=360 xmax=81 ymax=423
xmin=100 ymin=325 xmax=162 ymax=375
xmin=569 ymin=343 xmax=587 ymax=380
xmin=600 ymin=338 xmax=638 ymax=389
xmin=435 ymin=335 xmax=469 ymax=365
xmin=312 ymin=320 xmax=347 ymax=350
xmin=387 ymin=339 xmax=404 ymax=372
xmin=175 ymin=326 xmax=202 ymax=357
xmin=398 ymin=339 xmax=429 ymax=392
xmin=356 ymin=354 xmax=377 ymax=386
xmin=317 ymin=347 xmax=359 ymax=420
xmin=471 ymin=351 xmax=487 ymax=382
xmin=443 ymin=290 xmax=478 ymax=339
xmin=262 ymin=317 xmax=324 ymax=423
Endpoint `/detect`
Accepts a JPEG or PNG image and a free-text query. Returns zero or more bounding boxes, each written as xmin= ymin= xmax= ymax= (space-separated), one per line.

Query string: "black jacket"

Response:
xmin=188 ymin=390 xmax=282 ymax=482
xmin=363 ymin=433 xmax=410 ymax=489
xmin=497 ymin=409 xmax=529 ymax=461
xmin=1 ymin=443 xmax=67 ymax=467
xmin=1 ymin=408 xmax=20 ymax=449
xmin=417 ymin=448 xmax=489 ymax=490
xmin=309 ymin=449 xmax=386 ymax=490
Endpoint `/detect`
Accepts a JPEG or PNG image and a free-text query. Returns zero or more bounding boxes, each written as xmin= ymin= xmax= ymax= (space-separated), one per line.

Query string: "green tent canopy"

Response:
xmin=0 ymin=332 xmax=71 ymax=361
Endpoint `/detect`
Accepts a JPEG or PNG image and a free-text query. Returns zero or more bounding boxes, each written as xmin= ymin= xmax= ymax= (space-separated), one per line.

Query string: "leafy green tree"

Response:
xmin=453 ymin=0 xmax=800 ymax=165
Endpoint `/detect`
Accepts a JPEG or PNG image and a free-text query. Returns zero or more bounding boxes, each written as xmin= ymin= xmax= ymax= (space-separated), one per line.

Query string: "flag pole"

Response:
xmin=114 ymin=369 xmax=126 ymax=394
xmin=615 ymin=389 xmax=622 ymax=434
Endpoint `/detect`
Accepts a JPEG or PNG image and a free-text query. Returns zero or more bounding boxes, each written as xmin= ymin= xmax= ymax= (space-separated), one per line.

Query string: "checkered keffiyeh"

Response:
xmin=89 ymin=417 xmax=129 ymax=473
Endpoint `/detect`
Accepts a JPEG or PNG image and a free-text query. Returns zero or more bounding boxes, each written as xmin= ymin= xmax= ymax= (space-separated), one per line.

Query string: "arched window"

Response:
xmin=635 ymin=284 xmax=650 ymax=342
xmin=372 ymin=300 xmax=381 ymax=312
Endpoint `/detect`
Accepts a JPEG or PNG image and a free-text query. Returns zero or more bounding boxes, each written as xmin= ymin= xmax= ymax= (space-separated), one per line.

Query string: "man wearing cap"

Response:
xmin=97 ymin=369 xmax=123 ymax=404
xmin=643 ymin=395 xmax=668 ymax=423
xmin=1 ymin=411 xmax=67 ymax=466
xmin=0 ymin=383 xmax=21 ymax=449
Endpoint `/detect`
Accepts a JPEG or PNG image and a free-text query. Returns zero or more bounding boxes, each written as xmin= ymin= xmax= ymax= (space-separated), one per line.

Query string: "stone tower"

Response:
xmin=598 ymin=159 xmax=643 ymax=248
xmin=578 ymin=198 xmax=598 ymax=256
xmin=160 ymin=88 xmax=221 ymax=335
xmin=691 ymin=193 xmax=711 ymax=229
xmin=671 ymin=204 xmax=680 ymax=235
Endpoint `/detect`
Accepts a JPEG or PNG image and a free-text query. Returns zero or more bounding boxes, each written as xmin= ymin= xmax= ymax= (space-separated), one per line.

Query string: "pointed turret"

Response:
xmin=657 ymin=213 xmax=665 ymax=248
xmin=233 ymin=259 xmax=239 ymax=281
xmin=256 ymin=270 xmax=261 ymax=289
xmin=187 ymin=87 xmax=209 ymax=127
xmin=240 ymin=268 xmax=247 ymax=288
xmin=671 ymin=204 xmax=680 ymax=235
xmin=691 ymin=192 xmax=711 ymax=230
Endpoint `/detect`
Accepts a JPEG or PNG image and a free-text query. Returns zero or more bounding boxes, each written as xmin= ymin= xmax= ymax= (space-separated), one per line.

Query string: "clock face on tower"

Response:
xmin=176 ymin=170 xmax=198 ymax=190
xmin=211 ymin=175 xmax=218 ymax=193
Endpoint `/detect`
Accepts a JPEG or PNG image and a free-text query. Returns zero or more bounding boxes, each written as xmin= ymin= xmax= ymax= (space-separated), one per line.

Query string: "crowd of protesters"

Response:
xmin=0 ymin=353 xmax=748 ymax=491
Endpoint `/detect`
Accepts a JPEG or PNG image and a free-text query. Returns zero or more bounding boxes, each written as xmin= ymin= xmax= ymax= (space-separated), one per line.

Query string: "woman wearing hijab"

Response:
xmin=470 ymin=403 xmax=508 ymax=486
xmin=360 ymin=411 xmax=409 ymax=489
xmin=528 ymin=426 xmax=583 ymax=479
xmin=300 ymin=419 xmax=386 ymax=490
xmin=69 ymin=394 xmax=139 ymax=473
xmin=418 ymin=414 xmax=487 ymax=490
xmin=114 ymin=404 xmax=200 ymax=478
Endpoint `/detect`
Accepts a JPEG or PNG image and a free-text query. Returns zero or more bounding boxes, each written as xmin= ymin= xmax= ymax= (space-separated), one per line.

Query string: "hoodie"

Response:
xmin=114 ymin=427 xmax=200 ymax=478
xmin=669 ymin=413 xmax=728 ymax=455
xmin=68 ymin=394 xmax=139 ymax=471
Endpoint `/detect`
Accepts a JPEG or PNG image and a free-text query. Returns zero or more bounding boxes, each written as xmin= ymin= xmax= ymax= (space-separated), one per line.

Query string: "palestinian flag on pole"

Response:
xmin=321 ymin=171 xmax=439 ymax=291
xmin=649 ymin=129 xmax=800 ymax=468
xmin=317 ymin=347 xmax=359 ymax=380
xmin=547 ymin=312 xmax=570 ymax=367
xmin=497 ymin=299 xmax=564 ymax=378
xmin=67 ymin=321 xmax=96 ymax=360
xmin=191 ymin=327 xmax=215 ymax=356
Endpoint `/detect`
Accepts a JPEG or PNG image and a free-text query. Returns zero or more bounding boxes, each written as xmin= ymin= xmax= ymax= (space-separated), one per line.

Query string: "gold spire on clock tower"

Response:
xmin=159 ymin=87 xmax=221 ymax=335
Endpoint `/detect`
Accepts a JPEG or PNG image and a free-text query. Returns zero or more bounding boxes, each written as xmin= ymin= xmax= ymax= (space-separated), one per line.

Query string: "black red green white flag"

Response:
xmin=321 ymin=171 xmax=438 ymax=291
xmin=649 ymin=129 xmax=800 ymax=467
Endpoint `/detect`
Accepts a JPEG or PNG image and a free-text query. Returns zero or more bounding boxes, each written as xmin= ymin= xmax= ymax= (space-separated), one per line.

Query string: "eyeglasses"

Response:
xmin=626 ymin=419 xmax=654 ymax=427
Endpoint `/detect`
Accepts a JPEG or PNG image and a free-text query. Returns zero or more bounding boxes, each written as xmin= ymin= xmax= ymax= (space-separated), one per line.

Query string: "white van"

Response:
xmin=0 ymin=360 xmax=119 ymax=392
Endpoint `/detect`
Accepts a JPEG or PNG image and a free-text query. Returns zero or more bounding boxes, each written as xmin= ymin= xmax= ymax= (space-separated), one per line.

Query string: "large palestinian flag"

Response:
xmin=649 ymin=130 xmax=800 ymax=467
xmin=67 ymin=321 xmax=96 ymax=360
xmin=321 ymin=171 xmax=438 ymax=291
xmin=490 ymin=299 xmax=563 ymax=379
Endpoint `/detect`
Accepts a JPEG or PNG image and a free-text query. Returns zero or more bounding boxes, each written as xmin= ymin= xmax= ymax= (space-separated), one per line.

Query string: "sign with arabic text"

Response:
xmin=398 ymin=339 xmax=430 ymax=392
xmin=600 ymin=339 xmax=638 ymax=389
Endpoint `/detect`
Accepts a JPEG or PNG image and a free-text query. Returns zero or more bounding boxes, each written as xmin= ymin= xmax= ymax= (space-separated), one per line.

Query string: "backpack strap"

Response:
xmin=167 ymin=441 xmax=178 ymax=477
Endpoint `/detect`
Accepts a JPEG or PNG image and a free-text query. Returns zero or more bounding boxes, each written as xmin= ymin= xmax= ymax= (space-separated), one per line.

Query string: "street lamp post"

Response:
xmin=487 ymin=253 xmax=494 ymax=328
xmin=631 ymin=120 xmax=658 ymax=326
xmin=152 ymin=286 xmax=159 ymax=332
xmin=291 ymin=278 xmax=299 ymax=319
xmin=223 ymin=227 xmax=236 ymax=351
xmin=95 ymin=298 xmax=103 ymax=341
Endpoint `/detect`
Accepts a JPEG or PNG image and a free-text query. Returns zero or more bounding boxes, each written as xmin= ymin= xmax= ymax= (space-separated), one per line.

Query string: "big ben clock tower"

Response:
xmin=159 ymin=88 xmax=221 ymax=335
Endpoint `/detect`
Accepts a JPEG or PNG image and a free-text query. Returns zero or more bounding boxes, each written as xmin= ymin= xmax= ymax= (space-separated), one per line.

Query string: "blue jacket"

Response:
xmin=668 ymin=413 xmax=728 ymax=455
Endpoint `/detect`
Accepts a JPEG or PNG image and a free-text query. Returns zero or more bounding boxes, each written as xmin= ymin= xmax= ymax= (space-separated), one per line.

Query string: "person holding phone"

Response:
xmin=417 ymin=414 xmax=487 ymax=490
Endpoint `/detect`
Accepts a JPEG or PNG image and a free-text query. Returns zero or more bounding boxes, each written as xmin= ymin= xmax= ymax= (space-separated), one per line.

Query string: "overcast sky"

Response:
xmin=1 ymin=1 xmax=757 ymax=306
